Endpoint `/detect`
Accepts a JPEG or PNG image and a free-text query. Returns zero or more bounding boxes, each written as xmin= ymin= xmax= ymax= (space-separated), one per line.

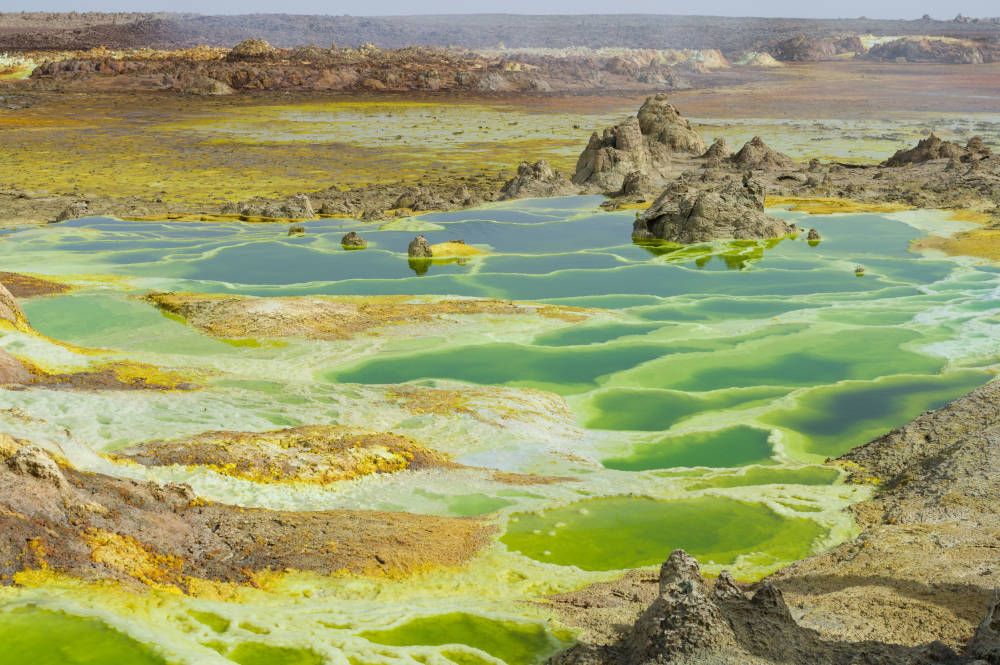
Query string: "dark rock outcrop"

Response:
xmin=731 ymin=136 xmax=797 ymax=170
xmin=573 ymin=94 xmax=705 ymax=192
xmin=634 ymin=174 xmax=791 ymax=243
xmin=499 ymin=160 xmax=576 ymax=200
xmin=407 ymin=234 xmax=433 ymax=258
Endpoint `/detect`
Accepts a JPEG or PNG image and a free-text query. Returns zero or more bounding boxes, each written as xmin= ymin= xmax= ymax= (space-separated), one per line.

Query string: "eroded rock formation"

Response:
xmin=499 ymin=160 xmax=576 ymax=199
xmin=573 ymin=94 xmax=705 ymax=192
xmin=633 ymin=174 xmax=791 ymax=243
xmin=731 ymin=136 xmax=797 ymax=170
xmin=884 ymin=133 xmax=991 ymax=166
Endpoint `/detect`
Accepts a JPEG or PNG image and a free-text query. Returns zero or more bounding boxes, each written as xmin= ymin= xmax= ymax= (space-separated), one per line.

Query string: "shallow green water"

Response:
xmin=0 ymin=608 xmax=166 ymax=665
xmin=1 ymin=197 xmax=998 ymax=664
xmin=603 ymin=426 xmax=774 ymax=470
xmin=361 ymin=613 xmax=567 ymax=665
xmin=501 ymin=496 xmax=827 ymax=571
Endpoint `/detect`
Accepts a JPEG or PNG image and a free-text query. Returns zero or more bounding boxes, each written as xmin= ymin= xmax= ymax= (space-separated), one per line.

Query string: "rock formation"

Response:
xmin=221 ymin=193 xmax=316 ymax=219
xmin=731 ymin=136 xmax=797 ymax=170
xmin=573 ymin=94 xmax=705 ymax=192
xmin=552 ymin=549 xmax=983 ymax=665
xmin=700 ymin=137 xmax=731 ymax=168
xmin=884 ymin=133 xmax=972 ymax=166
xmin=0 ymin=280 xmax=26 ymax=328
xmin=341 ymin=231 xmax=367 ymax=249
xmin=768 ymin=34 xmax=865 ymax=62
xmin=0 ymin=349 xmax=32 ymax=385
xmin=633 ymin=174 xmax=791 ymax=243
xmin=54 ymin=200 xmax=90 ymax=223
xmin=226 ymin=38 xmax=278 ymax=62
xmin=499 ymin=160 xmax=576 ymax=199
xmin=864 ymin=37 xmax=990 ymax=64
xmin=635 ymin=94 xmax=706 ymax=155
xmin=407 ymin=234 xmax=433 ymax=258
xmin=884 ymin=134 xmax=993 ymax=168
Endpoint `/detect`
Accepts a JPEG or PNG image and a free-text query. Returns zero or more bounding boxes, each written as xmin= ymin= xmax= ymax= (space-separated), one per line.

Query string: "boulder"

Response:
xmin=341 ymin=231 xmax=367 ymax=249
xmin=635 ymin=174 xmax=791 ymax=243
xmin=731 ymin=136 xmax=797 ymax=170
xmin=287 ymin=224 xmax=305 ymax=236
xmin=499 ymin=160 xmax=576 ymax=200
xmin=407 ymin=235 xmax=433 ymax=258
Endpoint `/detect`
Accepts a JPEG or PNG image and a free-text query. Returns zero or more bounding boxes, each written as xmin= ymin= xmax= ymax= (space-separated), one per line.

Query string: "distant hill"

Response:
xmin=1 ymin=12 xmax=999 ymax=53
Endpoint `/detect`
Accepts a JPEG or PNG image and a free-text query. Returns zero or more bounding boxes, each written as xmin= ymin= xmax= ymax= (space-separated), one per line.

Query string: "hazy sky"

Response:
xmin=0 ymin=1 xmax=995 ymax=20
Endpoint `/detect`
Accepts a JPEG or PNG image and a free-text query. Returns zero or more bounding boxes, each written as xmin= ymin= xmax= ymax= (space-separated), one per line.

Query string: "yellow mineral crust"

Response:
xmin=913 ymin=229 xmax=1000 ymax=260
xmin=144 ymin=291 xmax=587 ymax=340
xmin=428 ymin=241 xmax=489 ymax=258
xmin=83 ymin=529 xmax=186 ymax=589
xmin=112 ymin=425 xmax=459 ymax=485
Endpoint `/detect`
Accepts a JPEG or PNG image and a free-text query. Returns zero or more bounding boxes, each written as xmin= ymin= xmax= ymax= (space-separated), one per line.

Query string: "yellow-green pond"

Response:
xmin=0 ymin=196 xmax=997 ymax=664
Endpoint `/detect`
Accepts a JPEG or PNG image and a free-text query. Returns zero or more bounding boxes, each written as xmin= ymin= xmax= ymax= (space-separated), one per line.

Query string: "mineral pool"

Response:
xmin=0 ymin=196 xmax=997 ymax=664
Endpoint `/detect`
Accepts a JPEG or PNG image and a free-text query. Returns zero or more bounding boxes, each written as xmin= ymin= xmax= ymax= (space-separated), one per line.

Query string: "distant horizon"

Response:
xmin=1 ymin=2 xmax=997 ymax=22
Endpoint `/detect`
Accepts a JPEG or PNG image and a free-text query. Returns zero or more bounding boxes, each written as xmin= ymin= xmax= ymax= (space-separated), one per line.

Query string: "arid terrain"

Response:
xmin=1 ymin=11 xmax=999 ymax=665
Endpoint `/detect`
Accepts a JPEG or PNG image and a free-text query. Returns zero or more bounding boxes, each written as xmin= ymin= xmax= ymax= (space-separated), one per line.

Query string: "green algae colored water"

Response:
xmin=501 ymin=496 xmax=827 ymax=571
xmin=361 ymin=613 xmax=568 ymax=665
xmin=603 ymin=426 xmax=774 ymax=470
xmin=0 ymin=608 xmax=166 ymax=665
xmin=2 ymin=198 xmax=999 ymax=664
